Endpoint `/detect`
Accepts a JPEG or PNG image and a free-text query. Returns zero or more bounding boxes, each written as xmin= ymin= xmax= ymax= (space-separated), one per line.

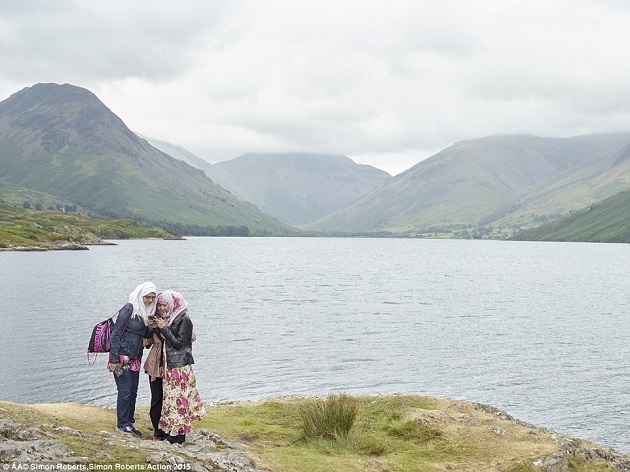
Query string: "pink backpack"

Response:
xmin=87 ymin=305 xmax=129 ymax=365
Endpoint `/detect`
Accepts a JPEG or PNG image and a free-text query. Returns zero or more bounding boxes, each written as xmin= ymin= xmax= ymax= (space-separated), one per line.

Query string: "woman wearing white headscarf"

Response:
xmin=108 ymin=281 xmax=157 ymax=436
xmin=154 ymin=290 xmax=206 ymax=444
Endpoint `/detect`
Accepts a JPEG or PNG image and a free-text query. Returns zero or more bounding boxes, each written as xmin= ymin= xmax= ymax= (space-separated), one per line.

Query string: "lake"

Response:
xmin=0 ymin=237 xmax=629 ymax=453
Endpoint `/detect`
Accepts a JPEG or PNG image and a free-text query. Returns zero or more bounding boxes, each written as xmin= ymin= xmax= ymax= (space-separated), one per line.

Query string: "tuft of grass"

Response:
xmin=299 ymin=394 xmax=358 ymax=441
xmin=336 ymin=432 xmax=389 ymax=456
xmin=386 ymin=420 xmax=442 ymax=444
xmin=506 ymin=460 xmax=541 ymax=472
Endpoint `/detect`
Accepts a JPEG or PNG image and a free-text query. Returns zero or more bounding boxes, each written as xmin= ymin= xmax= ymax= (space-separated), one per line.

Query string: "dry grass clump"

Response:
xmin=386 ymin=419 xmax=442 ymax=443
xmin=299 ymin=393 xmax=358 ymax=440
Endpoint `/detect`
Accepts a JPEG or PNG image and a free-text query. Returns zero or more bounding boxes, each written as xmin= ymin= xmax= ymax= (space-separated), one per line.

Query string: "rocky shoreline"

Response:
xmin=0 ymin=243 xmax=91 ymax=251
xmin=471 ymin=403 xmax=630 ymax=472
xmin=0 ymin=417 xmax=262 ymax=472
xmin=1 ymin=238 xmax=183 ymax=251
xmin=2 ymin=400 xmax=630 ymax=472
xmin=0 ymin=240 xmax=119 ymax=251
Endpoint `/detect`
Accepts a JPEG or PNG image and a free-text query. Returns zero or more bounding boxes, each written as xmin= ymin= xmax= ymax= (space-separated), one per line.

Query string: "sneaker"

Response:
xmin=130 ymin=426 xmax=143 ymax=437
xmin=117 ymin=426 xmax=135 ymax=435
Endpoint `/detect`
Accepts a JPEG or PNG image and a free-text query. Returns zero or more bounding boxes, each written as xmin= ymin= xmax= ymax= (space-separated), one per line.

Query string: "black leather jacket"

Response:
xmin=159 ymin=311 xmax=194 ymax=368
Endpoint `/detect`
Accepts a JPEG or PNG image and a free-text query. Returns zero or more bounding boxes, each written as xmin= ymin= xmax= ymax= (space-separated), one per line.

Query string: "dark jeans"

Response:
xmin=149 ymin=377 xmax=166 ymax=439
xmin=114 ymin=369 xmax=140 ymax=429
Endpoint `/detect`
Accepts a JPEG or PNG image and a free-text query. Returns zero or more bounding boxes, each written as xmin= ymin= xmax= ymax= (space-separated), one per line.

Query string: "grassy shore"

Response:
xmin=0 ymin=394 xmax=622 ymax=471
xmin=0 ymin=203 xmax=181 ymax=249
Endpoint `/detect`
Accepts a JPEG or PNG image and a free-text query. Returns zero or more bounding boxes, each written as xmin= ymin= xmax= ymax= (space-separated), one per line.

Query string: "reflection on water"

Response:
xmin=1 ymin=237 xmax=629 ymax=452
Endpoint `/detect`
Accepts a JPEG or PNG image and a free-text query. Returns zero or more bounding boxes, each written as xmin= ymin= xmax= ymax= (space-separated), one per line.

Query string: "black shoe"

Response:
xmin=166 ymin=434 xmax=185 ymax=444
xmin=117 ymin=426 xmax=135 ymax=435
xmin=130 ymin=426 xmax=143 ymax=437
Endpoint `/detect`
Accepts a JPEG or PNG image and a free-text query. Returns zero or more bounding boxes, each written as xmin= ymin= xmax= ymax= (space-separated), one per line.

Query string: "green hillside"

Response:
xmin=306 ymin=134 xmax=630 ymax=238
xmin=512 ymin=188 xmax=630 ymax=243
xmin=0 ymin=83 xmax=299 ymax=236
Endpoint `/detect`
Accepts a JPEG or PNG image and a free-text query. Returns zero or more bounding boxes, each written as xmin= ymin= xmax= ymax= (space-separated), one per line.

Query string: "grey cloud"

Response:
xmin=2 ymin=0 xmax=630 ymax=175
xmin=0 ymin=0 xmax=227 ymax=82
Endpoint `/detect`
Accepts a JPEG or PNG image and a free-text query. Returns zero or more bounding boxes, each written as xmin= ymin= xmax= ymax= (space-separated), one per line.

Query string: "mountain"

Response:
xmin=305 ymin=134 xmax=630 ymax=236
xmin=212 ymin=153 xmax=391 ymax=225
xmin=143 ymin=139 xmax=392 ymax=226
xmin=512 ymin=186 xmax=630 ymax=243
xmin=0 ymin=83 xmax=298 ymax=235
xmin=141 ymin=136 xmax=249 ymax=208
xmin=138 ymin=136 xmax=224 ymax=182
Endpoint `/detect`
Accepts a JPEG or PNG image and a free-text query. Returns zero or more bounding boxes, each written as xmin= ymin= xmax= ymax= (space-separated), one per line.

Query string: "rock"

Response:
xmin=172 ymin=430 xmax=265 ymax=472
xmin=0 ymin=420 xmax=265 ymax=472
xmin=206 ymin=449 xmax=262 ymax=472
xmin=544 ymin=433 xmax=630 ymax=472
xmin=533 ymin=452 xmax=569 ymax=472
xmin=0 ymin=439 xmax=77 ymax=463
xmin=145 ymin=451 xmax=211 ymax=471
xmin=0 ymin=419 xmax=42 ymax=440
xmin=50 ymin=242 xmax=89 ymax=250
xmin=4 ymin=246 xmax=47 ymax=251
xmin=195 ymin=429 xmax=248 ymax=450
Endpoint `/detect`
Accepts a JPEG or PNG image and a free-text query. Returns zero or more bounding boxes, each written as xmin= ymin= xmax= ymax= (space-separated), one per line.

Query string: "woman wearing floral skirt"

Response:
xmin=154 ymin=290 xmax=206 ymax=444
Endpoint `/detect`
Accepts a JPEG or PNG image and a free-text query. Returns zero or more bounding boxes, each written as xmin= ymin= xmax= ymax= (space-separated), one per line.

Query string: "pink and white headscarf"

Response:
xmin=156 ymin=290 xmax=188 ymax=326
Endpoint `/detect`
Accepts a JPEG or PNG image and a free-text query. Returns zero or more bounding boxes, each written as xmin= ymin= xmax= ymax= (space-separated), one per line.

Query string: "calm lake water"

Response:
xmin=1 ymin=237 xmax=629 ymax=452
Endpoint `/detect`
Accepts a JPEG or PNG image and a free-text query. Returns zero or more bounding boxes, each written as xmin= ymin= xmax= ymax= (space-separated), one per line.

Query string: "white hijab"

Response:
xmin=128 ymin=281 xmax=157 ymax=322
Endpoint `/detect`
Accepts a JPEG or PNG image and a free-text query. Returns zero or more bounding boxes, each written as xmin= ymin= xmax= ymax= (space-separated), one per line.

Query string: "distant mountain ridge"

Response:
xmin=213 ymin=153 xmax=391 ymax=225
xmin=0 ymin=83 xmax=297 ymax=235
xmin=3 ymin=83 xmax=630 ymax=241
xmin=144 ymin=136 xmax=391 ymax=226
xmin=306 ymin=134 xmax=630 ymax=237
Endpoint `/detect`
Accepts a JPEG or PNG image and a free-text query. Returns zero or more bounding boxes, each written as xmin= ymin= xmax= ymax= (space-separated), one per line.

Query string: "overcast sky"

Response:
xmin=1 ymin=1 xmax=629 ymax=175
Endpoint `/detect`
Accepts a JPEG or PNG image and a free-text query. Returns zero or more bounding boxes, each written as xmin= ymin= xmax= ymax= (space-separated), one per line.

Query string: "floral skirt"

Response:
xmin=159 ymin=365 xmax=206 ymax=436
